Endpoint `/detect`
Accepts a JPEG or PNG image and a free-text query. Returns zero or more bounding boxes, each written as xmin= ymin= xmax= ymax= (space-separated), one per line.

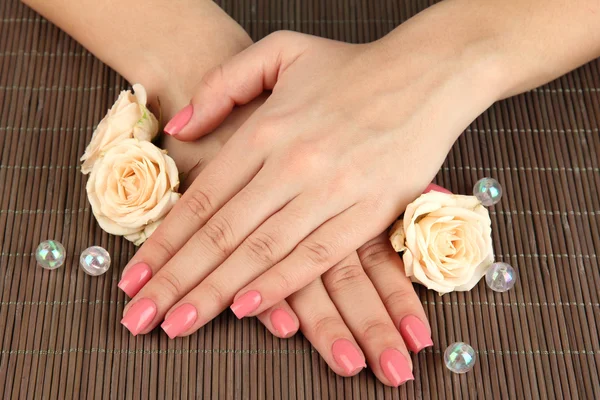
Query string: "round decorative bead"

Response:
xmin=35 ymin=240 xmax=66 ymax=270
xmin=473 ymin=177 xmax=503 ymax=206
xmin=79 ymin=246 xmax=111 ymax=276
xmin=485 ymin=262 xmax=517 ymax=292
xmin=444 ymin=342 xmax=476 ymax=374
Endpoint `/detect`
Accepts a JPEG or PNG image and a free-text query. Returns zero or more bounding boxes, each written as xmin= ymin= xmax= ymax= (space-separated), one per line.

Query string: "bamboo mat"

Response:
xmin=1 ymin=0 xmax=599 ymax=399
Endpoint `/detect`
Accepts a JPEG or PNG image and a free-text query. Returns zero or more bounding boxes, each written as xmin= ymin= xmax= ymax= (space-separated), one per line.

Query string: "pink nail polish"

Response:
xmin=164 ymin=104 xmax=193 ymax=135
xmin=121 ymin=298 xmax=157 ymax=336
xmin=118 ymin=263 xmax=152 ymax=297
xmin=424 ymin=183 xmax=452 ymax=194
xmin=399 ymin=315 xmax=433 ymax=353
xmin=331 ymin=339 xmax=366 ymax=375
xmin=270 ymin=309 xmax=296 ymax=337
xmin=230 ymin=291 xmax=261 ymax=319
xmin=161 ymin=304 xmax=197 ymax=339
xmin=380 ymin=348 xmax=414 ymax=387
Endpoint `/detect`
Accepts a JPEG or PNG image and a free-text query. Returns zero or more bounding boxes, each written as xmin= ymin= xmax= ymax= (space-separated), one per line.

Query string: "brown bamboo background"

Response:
xmin=1 ymin=0 xmax=599 ymax=398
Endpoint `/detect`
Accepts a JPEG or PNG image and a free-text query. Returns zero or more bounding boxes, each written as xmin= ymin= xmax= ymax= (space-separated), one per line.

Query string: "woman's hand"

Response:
xmin=156 ymin=117 xmax=439 ymax=387
xmin=121 ymin=28 xmax=497 ymax=337
xmin=256 ymin=234 xmax=434 ymax=387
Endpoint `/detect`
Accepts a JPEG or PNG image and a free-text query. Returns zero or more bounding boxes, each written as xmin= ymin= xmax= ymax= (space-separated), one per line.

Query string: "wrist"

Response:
xmin=135 ymin=24 xmax=252 ymax=121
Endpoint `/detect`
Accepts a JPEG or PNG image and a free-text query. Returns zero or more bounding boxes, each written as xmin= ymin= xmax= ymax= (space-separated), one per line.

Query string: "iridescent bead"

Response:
xmin=473 ymin=177 xmax=502 ymax=206
xmin=444 ymin=342 xmax=476 ymax=374
xmin=35 ymin=240 xmax=66 ymax=270
xmin=79 ymin=246 xmax=111 ymax=276
xmin=485 ymin=262 xmax=517 ymax=292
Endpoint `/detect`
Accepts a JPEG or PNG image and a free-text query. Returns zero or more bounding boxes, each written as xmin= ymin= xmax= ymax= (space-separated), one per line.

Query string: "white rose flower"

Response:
xmin=389 ymin=191 xmax=494 ymax=294
xmin=80 ymin=83 xmax=159 ymax=174
xmin=86 ymin=139 xmax=180 ymax=246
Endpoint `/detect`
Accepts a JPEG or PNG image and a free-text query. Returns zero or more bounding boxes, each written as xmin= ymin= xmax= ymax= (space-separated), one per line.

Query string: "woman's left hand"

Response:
xmin=120 ymin=29 xmax=496 ymax=337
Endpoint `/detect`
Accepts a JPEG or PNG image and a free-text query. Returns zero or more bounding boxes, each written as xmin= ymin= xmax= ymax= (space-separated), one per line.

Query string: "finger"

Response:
xmin=358 ymin=233 xmax=433 ymax=353
xmin=164 ymin=31 xmax=311 ymax=140
xmin=322 ymin=252 xmax=414 ymax=387
xmin=231 ymin=204 xmax=387 ymax=317
xmin=157 ymin=192 xmax=350 ymax=335
xmin=287 ymin=279 xmax=366 ymax=376
xmin=118 ymin=129 xmax=264 ymax=298
xmin=120 ymin=168 xmax=297 ymax=334
xmin=255 ymin=300 xmax=299 ymax=339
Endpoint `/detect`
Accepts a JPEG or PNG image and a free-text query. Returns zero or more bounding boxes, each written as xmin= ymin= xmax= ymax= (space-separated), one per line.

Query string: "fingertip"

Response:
xmin=270 ymin=308 xmax=298 ymax=338
xmin=164 ymin=104 xmax=194 ymax=136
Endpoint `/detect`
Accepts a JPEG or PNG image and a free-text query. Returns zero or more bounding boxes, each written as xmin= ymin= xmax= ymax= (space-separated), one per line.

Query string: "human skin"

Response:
xmin=126 ymin=0 xmax=600 ymax=349
xmin=21 ymin=0 xmax=436 ymax=386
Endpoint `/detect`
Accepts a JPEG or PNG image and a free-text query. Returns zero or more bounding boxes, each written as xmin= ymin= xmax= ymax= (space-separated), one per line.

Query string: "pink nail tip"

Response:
xmin=164 ymin=104 xmax=193 ymax=135
xmin=399 ymin=315 xmax=434 ymax=353
xmin=332 ymin=339 xmax=366 ymax=375
xmin=118 ymin=263 xmax=152 ymax=298
xmin=380 ymin=348 xmax=414 ymax=387
xmin=121 ymin=298 xmax=157 ymax=336
xmin=230 ymin=291 xmax=261 ymax=319
xmin=270 ymin=309 xmax=296 ymax=338
xmin=161 ymin=304 xmax=197 ymax=339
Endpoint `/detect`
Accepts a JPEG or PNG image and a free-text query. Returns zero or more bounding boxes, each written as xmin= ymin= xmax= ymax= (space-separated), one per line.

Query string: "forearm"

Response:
xmin=21 ymin=0 xmax=253 ymax=118
xmin=377 ymin=0 xmax=600 ymax=101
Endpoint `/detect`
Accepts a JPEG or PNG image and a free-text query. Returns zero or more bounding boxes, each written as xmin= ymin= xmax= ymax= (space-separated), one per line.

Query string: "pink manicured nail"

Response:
xmin=121 ymin=298 xmax=157 ymax=336
xmin=230 ymin=291 xmax=261 ymax=319
xmin=332 ymin=339 xmax=366 ymax=375
xmin=380 ymin=348 xmax=414 ymax=387
xmin=399 ymin=315 xmax=433 ymax=353
xmin=270 ymin=309 xmax=296 ymax=337
xmin=164 ymin=104 xmax=193 ymax=135
xmin=424 ymin=183 xmax=452 ymax=194
xmin=161 ymin=304 xmax=197 ymax=339
xmin=118 ymin=263 xmax=152 ymax=297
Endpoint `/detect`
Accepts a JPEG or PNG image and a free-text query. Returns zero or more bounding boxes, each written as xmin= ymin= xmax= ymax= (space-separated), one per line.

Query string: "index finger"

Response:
xmin=118 ymin=132 xmax=263 ymax=297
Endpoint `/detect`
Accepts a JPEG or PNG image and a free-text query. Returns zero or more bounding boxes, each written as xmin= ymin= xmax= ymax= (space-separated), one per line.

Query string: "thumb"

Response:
xmin=164 ymin=31 xmax=307 ymax=141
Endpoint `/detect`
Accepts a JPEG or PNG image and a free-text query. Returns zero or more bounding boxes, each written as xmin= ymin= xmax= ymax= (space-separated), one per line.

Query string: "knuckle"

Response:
xmin=201 ymin=217 xmax=235 ymax=258
xmin=325 ymin=263 xmax=368 ymax=295
xmin=358 ymin=241 xmax=397 ymax=273
xmin=299 ymin=241 xmax=335 ymax=267
xmin=145 ymin=234 xmax=177 ymax=261
xmin=244 ymin=232 xmax=280 ymax=266
xmin=310 ymin=315 xmax=342 ymax=339
xmin=382 ymin=288 xmax=421 ymax=313
xmin=182 ymin=189 xmax=215 ymax=221
xmin=360 ymin=319 xmax=392 ymax=343
xmin=202 ymin=280 xmax=227 ymax=305
xmin=153 ymin=269 xmax=183 ymax=298
xmin=272 ymin=269 xmax=295 ymax=294
xmin=200 ymin=64 xmax=224 ymax=93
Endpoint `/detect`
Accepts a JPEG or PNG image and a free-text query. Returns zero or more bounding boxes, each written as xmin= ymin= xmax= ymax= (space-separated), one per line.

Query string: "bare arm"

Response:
xmin=21 ymin=0 xmax=253 ymax=118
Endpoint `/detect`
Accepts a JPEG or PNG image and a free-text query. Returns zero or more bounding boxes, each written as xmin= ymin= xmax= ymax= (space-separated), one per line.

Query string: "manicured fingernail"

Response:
xmin=161 ymin=304 xmax=197 ymax=339
xmin=332 ymin=339 xmax=366 ymax=375
xmin=121 ymin=298 xmax=157 ymax=336
xmin=270 ymin=309 xmax=296 ymax=338
xmin=399 ymin=315 xmax=433 ymax=353
xmin=380 ymin=348 xmax=414 ymax=387
xmin=118 ymin=263 xmax=152 ymax=297
xmin=230 ymin=291 xmax=261 ymax=319
xmin=164 ymin=104 xmax=193 ymax=135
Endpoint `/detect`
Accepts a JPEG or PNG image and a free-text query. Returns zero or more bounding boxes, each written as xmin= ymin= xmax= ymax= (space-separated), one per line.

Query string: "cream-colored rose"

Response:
xmin=86 ymin=139 xmax=180 ymax=246
xmin=390 ymin=192 xmax=494 ymax=294
xmin=80 ymin=83 xmax=159 ymax=174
